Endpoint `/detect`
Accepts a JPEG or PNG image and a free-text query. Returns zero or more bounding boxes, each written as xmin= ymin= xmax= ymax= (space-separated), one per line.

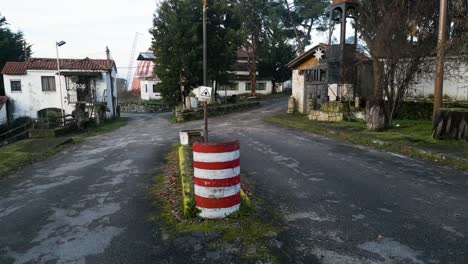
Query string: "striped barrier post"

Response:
xmin=193 ymin=141 xmax=241 ymax=219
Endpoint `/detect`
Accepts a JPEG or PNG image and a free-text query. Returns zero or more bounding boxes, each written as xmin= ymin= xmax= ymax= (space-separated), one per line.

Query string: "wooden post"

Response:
xmin=433 ymin=0 xmax=448 ymax=118
xmin=203 ymin=0 xmax=208 ymax=142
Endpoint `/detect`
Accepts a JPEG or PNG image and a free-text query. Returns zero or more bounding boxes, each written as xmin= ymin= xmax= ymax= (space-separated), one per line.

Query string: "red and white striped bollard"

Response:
xmin=193 ymin=141 xmax=241 ymax=218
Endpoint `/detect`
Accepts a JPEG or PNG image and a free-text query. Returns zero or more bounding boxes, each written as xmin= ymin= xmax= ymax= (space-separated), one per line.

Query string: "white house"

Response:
xmin=1 ymin=57 xmax=119 ymax=120
xmin=0 ymin=96 xmax=7 ymax=125
xmin=410 ymin=59 xmax=468 ymax=101
xmin=217 ymin=49 xmax=274 ymax=97
xmin=131 ymin=52 xmax=162 ymax=100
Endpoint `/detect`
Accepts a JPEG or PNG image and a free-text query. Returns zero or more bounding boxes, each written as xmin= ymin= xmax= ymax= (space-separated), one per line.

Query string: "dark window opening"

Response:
xmin=41 ymin=76 xmax=56 ymax=91
xmin=153 ymin=84 xmax=160 ymax=93
xmin=10 ymin=80 xmax=21 ymax=92
xmin=246 ymin=82 xmax=266 ymax=91
xmin=306 ymin=69 xmax=327 ymax=83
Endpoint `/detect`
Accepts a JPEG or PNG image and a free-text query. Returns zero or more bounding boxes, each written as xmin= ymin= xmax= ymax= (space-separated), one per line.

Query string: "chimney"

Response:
xmin=106 ymin=46 xmax=111 ymax=60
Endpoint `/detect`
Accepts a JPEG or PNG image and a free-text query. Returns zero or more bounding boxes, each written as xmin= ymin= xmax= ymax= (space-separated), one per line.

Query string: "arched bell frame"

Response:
xmin=327 ymin=0 xmax=359 ymax=94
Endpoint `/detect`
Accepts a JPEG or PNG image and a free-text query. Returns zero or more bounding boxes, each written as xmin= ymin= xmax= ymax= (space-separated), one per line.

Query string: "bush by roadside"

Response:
xmin=174 ymin=101 xmax=260 ymax=123
xmin=120 ymin=100 xmax=172 ymax=113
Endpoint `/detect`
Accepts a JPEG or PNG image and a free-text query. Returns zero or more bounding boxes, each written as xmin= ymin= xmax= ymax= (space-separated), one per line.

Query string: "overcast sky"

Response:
xmin=1 ymin=0 xmax=158 ymax=79
xmin=2 ymin=0 xmax=328 ymax=80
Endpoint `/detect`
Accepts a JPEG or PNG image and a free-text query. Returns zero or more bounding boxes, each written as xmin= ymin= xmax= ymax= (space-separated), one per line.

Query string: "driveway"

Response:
xmin=1 ymin=98 xmax=467 ymax=264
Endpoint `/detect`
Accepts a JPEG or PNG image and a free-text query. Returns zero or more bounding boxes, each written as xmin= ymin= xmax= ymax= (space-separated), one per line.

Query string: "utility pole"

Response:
xmin=433 ymin=0 xmax=448 ymax=118
xmin=56 ymin=41 xmax=67 ymax=125
xmin=203 ymin=0 xmax=209 ymax=142
xmin=23 ymin=41 xmax=27 ymax=62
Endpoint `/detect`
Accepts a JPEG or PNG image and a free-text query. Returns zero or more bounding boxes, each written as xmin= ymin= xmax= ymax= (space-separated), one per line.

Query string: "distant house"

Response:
xmin=1 ymin=57 xmax=119 ymax=120
xmin=217 ymin=49 xmax=274 ymax=97
xmin=131 ymin=52 xmax=161 ymax=100
xmin=0 ymin=96 xmax=7 ymax=125
xmin=409 ymin=58 xmax=468 ymax=101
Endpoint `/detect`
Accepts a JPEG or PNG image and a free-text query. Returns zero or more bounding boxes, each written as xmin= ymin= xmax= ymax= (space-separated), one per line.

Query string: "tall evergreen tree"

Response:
xmin=151 ymin=0 xmax=241 ymax=106
xmin=237 ymin=0 xmax=271 ymax=96
xmin=258 ymin=1 xmax=296 ymax=84
xmin=278 ymin=0 xmax=328 ymax=54
xmin=0 ymin=14 xmax=31 ymax=95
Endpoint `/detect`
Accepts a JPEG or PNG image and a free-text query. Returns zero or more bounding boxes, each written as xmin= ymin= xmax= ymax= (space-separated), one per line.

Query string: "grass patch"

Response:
xmin=149 ymin=144 xmax=281 ymax=262
xmin=268 ymin=114 xmax=468 ymax=170
xmin=0 ymin=117 xmax=129 ymax=178
xmin=71 ymin=117 xmax=128 ymax=141
xmin=0 ymin=138 xmax=73 ymax=177
xmin=166 ymin=114 xmax=178 ymax=124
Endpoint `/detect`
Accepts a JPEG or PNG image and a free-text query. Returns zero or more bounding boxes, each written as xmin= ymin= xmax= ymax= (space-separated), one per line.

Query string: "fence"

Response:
xmin=0 ymin=115 xmax=75 ymax=146
xmin=0 ymin=121 xmax=32 ymax=146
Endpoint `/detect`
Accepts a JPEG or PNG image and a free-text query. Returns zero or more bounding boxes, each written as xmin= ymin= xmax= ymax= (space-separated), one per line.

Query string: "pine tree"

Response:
xmin=0 ymin=14 xmax=31 ymax=95
xmin=150 ymin=0 xmax=241 ymax=106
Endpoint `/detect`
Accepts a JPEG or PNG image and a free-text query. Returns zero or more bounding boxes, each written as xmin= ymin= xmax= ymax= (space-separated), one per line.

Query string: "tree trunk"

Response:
xmin=367 ymin=59 xmax=387 ymax=131
xmin=432 ymin=109 xmax=468 ymax=141
xmin=366 ymin=99 xmax=387 ymax=131
xmin=251 ymin=37 xmax=257 ymax=97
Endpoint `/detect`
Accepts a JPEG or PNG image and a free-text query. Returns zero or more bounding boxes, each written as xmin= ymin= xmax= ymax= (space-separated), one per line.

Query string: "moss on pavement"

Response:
xmin=149 ymin=145 xmax=282 ymax=263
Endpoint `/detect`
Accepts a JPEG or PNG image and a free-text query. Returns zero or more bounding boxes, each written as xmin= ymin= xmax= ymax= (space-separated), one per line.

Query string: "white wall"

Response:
xmin=292 ymin=69 xmax=306 ymax=113
xmin=140 ymin=80 xmax=162 ymax=100
xmin=4 ymin=70 xmax=73 ymax=119
xmin=0 ymin=104 xmax=6 ymax=125
xmin=218 ymin=80 xmax=273 ymax=97
xmin=410 ymin=62 xmax=468 ymax=101
xmin=3 ymin=69 xmax=116 ymax=119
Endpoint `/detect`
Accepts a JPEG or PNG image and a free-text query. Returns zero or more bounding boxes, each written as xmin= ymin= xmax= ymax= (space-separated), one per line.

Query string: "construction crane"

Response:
xmin=126 ymin=32 xmax=143 ymax=91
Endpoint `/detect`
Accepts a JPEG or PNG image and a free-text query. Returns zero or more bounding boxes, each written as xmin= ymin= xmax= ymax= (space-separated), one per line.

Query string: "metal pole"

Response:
xmin=203 ymin=0 xmax=208 ymax=142
xmin=56 ymin=43 xmax=65 ymax=125
xmin=433 ymin=0 xmax=448 ymax=118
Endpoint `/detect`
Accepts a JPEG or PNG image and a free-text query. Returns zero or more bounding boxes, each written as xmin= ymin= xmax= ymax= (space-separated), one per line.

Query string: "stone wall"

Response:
xmin=309 ymin=110 xmax=344 ymax=122
xmin=176 ymin=101 xmax=260 ymax=122
xmin=120 ymin=102 xmax=172 ymax=113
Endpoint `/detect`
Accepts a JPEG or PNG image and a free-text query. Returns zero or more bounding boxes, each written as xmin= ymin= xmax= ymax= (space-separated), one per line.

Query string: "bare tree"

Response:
xmin=356 ymin=0 xmax=440 ymax=130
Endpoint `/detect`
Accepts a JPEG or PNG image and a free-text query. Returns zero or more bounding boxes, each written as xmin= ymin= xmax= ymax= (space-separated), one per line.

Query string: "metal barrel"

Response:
xmin=192 ymin=141 xmax=241 ymax=218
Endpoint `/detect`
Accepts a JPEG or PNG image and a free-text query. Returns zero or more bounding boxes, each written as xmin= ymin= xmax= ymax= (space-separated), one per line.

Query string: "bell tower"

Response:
xmin=327 ymin=0 xmax=358 ymax=96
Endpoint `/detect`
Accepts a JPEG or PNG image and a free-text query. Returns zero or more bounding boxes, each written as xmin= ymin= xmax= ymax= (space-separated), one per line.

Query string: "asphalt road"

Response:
xmin=1 ymin=98 xmax=467 ymax=264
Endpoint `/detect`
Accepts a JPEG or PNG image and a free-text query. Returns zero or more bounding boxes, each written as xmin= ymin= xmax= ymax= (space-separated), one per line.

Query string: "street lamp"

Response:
xmin=56 ymin=41 xmax=66 ymax=125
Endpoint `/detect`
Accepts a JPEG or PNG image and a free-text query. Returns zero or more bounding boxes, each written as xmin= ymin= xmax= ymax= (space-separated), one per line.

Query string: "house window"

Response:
xmin=145 ymin=84 xmax=148 ymax=93
xmin=222 ymin=83 xmax=238 ymax=91
xmin=246 ymin=82 xmax=266 ymax=91
xmin=10 ymin=80 xmax=21 ymax=92
xmin=41 ymin=76 xmax=56 ymax=91
xmin=153 ymin=84 xmax=160 ymax=93
xmin=304 ymin=69 xmax=327 ymax=83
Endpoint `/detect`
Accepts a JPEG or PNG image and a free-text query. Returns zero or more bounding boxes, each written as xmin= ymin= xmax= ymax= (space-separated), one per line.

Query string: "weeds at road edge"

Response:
xmin=268 ymin=114 xmax=468 ymax=170
xmin=149 ymin=144 xmax=281 ymax=263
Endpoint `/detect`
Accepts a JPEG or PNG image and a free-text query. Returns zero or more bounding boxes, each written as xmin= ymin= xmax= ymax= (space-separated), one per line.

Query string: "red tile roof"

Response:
xmin=1 ymin=58 xmax=116 ymax=75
